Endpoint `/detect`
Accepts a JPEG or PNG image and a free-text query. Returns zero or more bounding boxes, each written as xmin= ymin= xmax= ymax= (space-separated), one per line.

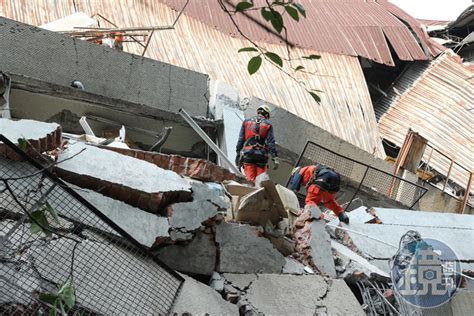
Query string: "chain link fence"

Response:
xmin=0 ymin=136 xmax=183 ymax=315
xmin=290 ymin=141 xmax=428 ymax=209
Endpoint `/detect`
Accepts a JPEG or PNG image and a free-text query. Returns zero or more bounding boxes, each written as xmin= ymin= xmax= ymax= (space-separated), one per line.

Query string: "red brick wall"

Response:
xmin=0 ymin=126 xmax=62 ymax=160
xmin=99 ymin=146 xmax=246 ymax=183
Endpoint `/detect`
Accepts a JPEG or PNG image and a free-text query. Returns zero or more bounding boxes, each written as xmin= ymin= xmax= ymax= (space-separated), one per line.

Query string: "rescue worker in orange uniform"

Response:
xmin=235 ymin=105 xmax=279 ymax=184
xmin=289 ymin=165 xmax=349 ymax=224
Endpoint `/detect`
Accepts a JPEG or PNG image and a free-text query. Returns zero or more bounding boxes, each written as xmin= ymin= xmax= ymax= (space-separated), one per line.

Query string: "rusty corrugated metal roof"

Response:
xmin=160 ymin=0 xmax=431 ymax=65
xmin=377 ymin=51 xmax=474 ymax=192
xmin=0 ymin=0 xmax=386 ymax=158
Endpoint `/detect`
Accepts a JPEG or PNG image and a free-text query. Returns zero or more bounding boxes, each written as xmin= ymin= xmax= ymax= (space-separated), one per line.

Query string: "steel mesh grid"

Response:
xmin=0 ymin=149 xmax=182 ymax=314
xmin=294 ymin=142 xmax=427 ymax=208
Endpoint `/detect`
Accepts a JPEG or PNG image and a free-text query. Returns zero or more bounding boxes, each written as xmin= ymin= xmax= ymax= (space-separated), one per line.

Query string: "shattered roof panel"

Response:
xmin=160 ymin=0 xmax=431 ymax=65
xmin=376 ymin=51 xmax=474 ymax=192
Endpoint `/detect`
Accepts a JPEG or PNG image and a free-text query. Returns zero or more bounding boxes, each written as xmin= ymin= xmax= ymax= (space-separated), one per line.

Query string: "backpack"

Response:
xmin=307 ymin=165 xmax=341 ymax=192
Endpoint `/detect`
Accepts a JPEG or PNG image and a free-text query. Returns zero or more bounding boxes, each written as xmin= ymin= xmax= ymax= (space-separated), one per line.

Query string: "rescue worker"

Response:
xmin=289 ymin=165 xmax=349 ymax=224
xmin=235 ymin=105 xmax=279 ymax=184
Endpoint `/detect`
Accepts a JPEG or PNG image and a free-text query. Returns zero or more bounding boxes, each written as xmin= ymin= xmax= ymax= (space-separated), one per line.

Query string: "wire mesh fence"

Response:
xmin=0 ymin=136 xmax=183 ymax=315
xmin=290 ymin=141 xmax=428 ymax=209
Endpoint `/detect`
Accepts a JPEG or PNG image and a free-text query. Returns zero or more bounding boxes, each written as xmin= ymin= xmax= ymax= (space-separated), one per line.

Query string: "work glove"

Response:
xmin=338 ymin=212 xmax=349 ymax=224
xmin=235 ymin=153 xmax=241 ymax=167
xmin=272 ymin=157 xmax=280 ymax=170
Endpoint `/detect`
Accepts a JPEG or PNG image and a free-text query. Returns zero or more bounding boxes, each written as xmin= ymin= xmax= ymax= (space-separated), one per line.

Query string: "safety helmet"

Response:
xmin=315 ymin=169 xmax=341 ymax=192
xmin=257 ymin=104 xmax=271 ymax=118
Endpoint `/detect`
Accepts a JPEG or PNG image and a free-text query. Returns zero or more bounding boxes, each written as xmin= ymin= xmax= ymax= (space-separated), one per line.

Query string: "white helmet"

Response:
xmin=257 ymin=104 xmax=271 ymax=118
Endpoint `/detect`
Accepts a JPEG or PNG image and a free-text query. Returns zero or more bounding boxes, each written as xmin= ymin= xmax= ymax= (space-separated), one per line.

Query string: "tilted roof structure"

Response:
xmin=0 ymin=0 xmax=440 ymax=159
xmin=376 ymin=51 xmax=473 ymax=192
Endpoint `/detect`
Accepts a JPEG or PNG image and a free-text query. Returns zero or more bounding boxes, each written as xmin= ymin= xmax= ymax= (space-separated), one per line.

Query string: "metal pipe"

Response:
xmin=178 ymin=109 xmax=242 ymax=176
xmin=71 ymin=26 xmax=174 ymax=32
xmin=460 ymin=172 xmax=473 ymax=214
xmin=443 ymin=160 xmax=454 ymax=192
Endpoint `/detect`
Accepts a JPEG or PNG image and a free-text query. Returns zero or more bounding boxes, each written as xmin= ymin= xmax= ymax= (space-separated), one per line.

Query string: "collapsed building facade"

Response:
xmin=0 ymin=0 xmax=473 ymax=315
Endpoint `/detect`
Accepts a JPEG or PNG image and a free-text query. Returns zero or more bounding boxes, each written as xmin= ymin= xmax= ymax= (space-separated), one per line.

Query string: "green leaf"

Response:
xmin=303 ymin=54 xmax=321 ymax=60
xmin=49 ymin=301 xmax=58 ymax=316
xmin=17 ymin=138 xmax=28 ymax=151
xmin=236 ymin=1 xmax=253 ymax=12
xmin=285 ymin=5 xmax=299 ymax=21
xmin=292 ymin=3 xmax=306 ymax=18
xmin=308 ymin=91 xmax=321 ymax=103
xmin=58 ymin=281 xmax=75 ymax=308
xmin=295 ymin=65 xmax=305 ymax=71
xmin=238 ymin=47 xmax=258 ymax=53
xmin=39 ymin=293 xmax=59 ymax=305
xmin=30 ymin=210 xmax=52 ymax=237
xmin=261 ymin=8 xmax=273 ymax=21
xmin=58 ymin=300 xmax=66 ymax=316
xmin=265 ymin=52 xmax=283 ymax=67
xmin=269 ymin=10 xmax=284 ymax=33
xmin=44 ymin=201 xmax=60 ymax=224
xmin=247 ymin=56 xmax=262 ymax=75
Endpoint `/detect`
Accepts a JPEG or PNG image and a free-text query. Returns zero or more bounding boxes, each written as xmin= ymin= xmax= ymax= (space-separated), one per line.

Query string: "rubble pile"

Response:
xmin=0 ymin=118 xmax=367 ymax=314
xmin=5 ymin=117 xmax=472 ymax=315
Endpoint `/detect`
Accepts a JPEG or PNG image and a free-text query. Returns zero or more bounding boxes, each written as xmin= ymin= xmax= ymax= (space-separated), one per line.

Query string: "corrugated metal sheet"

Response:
xmin=377 ymin=52 xmax=474 ymax=192
xmin=0 ymin=0 xmax=386 ymax=158
xmin=158 ymin=0 xmax=432 ymax=66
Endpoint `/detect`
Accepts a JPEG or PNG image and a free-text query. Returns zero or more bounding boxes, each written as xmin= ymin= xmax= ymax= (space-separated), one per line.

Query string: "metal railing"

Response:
xmin=422 ymin=143 xmax=473 ymax=214
xmin=289 ymin=141 xmax=428 ymax=209
xmin=0 ymin=135 xmax=183 ymax=315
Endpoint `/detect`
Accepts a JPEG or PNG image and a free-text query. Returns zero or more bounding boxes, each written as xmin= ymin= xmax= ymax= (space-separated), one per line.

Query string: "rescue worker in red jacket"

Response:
xmin=235 ymin=105 xmax=279 ymax=184
xmin=289 ymin=165 xmax=349 ymax=224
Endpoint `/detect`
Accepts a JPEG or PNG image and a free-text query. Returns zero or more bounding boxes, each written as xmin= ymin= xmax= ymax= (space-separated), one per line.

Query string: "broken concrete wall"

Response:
xmin=0 ymin=17 xmax=210 ymax=118
xmin=417 ymin=182 xmax=474 ymax=215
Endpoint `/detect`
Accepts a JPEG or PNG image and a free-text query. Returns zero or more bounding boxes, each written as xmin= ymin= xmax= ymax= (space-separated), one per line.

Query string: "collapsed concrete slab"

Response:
xmin=171 ymin=274 xmax=238 ymax=315
xmin=221 ymin=274 xmax=364 ymax=315
xmin=331 ymin=240 xmax=390 ymax=279
xmin=71 ymin=185 xmax=170 ymax=247
xmin=0 ymin=262 xmax=55 ymax=306
xmin=31 ymin=238 xmax=180 ymax=315
xmin=0 ymin=118 xmax=61 ymax=160
xmin=168 ymin=200 xmax=218 ymax=232
xmin=293 ymin=206 xmax=337 ymax=277
xmin=55 ymin=141 xmax=192 ymax=213
xmin=282 ymin=257 xmax=306 ymax=275
xmin=155 ymin=231 xmax=216 ymax=276
xmin=215 ymin=222 xmax=285 ymax=273
xmin=329 ymin=207 xmax=474 ymax=273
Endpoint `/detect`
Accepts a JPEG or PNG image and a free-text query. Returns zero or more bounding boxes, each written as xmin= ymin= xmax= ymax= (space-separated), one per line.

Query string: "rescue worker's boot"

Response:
xmin=338 ymin=211 xmax=349 ymax=224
